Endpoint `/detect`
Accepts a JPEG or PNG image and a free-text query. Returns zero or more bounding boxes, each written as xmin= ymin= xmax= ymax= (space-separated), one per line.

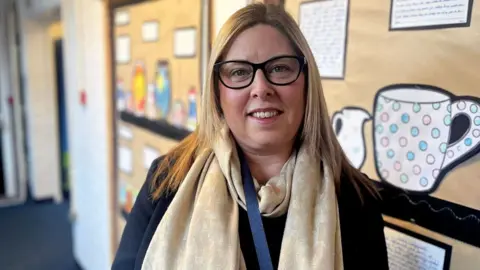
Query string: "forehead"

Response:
xmin=223 ymin=24 xmax=295 ymax=63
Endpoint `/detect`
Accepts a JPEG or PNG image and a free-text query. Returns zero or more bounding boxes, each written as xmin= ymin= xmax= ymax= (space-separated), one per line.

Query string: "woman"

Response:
xmin=113 ymin=3 xmax=389 ymax=270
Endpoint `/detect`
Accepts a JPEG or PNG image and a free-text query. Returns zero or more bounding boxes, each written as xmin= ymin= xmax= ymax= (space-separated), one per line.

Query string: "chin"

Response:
xmin=250 ymin=135 xmax=286 ymax=149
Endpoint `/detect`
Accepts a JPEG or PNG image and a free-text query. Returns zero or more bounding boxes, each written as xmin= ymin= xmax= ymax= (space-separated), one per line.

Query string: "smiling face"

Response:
xmin=218 ymin=24 xmax=306 ymax=154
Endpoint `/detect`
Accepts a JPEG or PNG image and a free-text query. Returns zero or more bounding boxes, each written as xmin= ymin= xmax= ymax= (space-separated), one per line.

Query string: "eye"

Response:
xmin=270 ymin=65 xmax=290 ymax=73
xmin=230 ymin=69 xmax=250 ymax=77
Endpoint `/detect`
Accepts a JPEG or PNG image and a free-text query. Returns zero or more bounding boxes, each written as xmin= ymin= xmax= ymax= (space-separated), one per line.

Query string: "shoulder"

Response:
xmin=337 ymin=173 xmax=389 ymax=269
xmin=112 ymin=155 xmax=170 ymax=270
xmin=142 ymin=155 xmax=173 ymax=203
xmin=337 ymin=173 xmax=384 ymax=229
xmin=139 ymin=156 xmax=164 ymax=203
xmin=338 ymin=173 xmax=382 ymax=212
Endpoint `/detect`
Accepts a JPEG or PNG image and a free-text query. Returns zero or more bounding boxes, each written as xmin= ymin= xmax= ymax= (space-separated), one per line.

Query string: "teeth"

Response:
xmin=251 ymin=111 xmax=279 ymax=119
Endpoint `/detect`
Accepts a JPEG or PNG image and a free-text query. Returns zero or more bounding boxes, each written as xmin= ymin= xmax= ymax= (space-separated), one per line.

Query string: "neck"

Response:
xmin=240 ymin=145 xmax=293 ymax=185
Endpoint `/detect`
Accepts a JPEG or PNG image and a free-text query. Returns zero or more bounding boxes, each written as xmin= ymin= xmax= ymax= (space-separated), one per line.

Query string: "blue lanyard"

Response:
xmin=238 ymin=148 xmax=274 ymax=270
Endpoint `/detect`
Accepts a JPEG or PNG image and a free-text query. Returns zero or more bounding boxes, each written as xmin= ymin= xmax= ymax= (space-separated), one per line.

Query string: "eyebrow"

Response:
xmin=222 ymin=54 xmax=296 ymax=63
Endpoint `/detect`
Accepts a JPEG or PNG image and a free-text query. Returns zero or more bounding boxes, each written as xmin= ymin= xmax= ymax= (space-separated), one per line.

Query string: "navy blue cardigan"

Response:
xmin=112 ymin=157 xmax=389 ymax=269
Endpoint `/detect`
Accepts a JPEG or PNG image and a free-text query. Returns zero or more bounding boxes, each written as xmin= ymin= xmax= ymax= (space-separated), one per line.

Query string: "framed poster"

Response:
xmin=384 ymin=222 xmax=452 ymax=270
xmin=173 ymin=27 xmax=197 ymax=58
xmin=389 ymin=0 xmax=474 ymax=31
xmin=298 ymin=0 xmax=349 ymax=79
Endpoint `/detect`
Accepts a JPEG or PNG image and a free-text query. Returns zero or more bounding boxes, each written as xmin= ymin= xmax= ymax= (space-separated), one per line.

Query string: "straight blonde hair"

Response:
xmin=151 ymin=3 xmax=377 ymax=201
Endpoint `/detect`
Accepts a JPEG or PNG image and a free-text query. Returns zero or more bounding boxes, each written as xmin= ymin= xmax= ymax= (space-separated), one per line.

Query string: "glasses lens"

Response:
xmin=219 ymin=62 xmax=254 ymax=88
xmin=265 ymin=57 xmax=300 ymax=85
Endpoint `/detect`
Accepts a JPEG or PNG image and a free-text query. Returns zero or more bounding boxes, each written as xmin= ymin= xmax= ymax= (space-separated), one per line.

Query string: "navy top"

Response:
xmin=112 ymin=157 xmax=389 ymax=270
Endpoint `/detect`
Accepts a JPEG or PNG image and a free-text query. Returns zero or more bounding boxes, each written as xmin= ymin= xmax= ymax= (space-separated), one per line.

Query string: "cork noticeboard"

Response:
xmin=285 ymin=0 xmax=480 ymax=268
xmin=111 ymin=0 xmax=202 ymax=232
xmin=113 ymin=0 xmax=202 ymax=131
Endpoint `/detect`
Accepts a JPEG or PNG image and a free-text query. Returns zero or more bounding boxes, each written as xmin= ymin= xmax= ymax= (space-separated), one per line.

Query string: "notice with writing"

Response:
xmin=391 ymin=0 xmax=471 ymax=29
xmin=384 ymin=226 xmax=449 ymax=270
xmin=299 ymin=0 xmax=349 ymax=79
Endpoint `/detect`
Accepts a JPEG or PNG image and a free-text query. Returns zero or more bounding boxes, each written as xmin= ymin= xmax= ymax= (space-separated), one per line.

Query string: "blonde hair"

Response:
xmin=151 ymin=3 xmax=377 ymax=200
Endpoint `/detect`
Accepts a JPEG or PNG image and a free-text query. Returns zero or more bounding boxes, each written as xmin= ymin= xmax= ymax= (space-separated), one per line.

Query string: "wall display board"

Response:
xmin=285 ymin=0 xmax=480 ymax=269
xmin=110 ymin=0 xmax=203 ymax=242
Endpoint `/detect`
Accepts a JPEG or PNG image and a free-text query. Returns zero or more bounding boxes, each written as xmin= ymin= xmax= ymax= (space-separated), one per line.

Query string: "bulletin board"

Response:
xmin=110 ymin=0 xmax=202 ymax=241
xmin=283 ymin=0 xmax=480 ymax=269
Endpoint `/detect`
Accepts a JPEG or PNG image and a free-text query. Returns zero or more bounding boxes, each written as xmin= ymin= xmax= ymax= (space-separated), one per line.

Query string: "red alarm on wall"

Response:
xmin=80 ymin=89 xmax=87 ymax=106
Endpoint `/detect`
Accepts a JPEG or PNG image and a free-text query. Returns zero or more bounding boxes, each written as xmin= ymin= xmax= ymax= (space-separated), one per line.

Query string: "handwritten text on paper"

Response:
xmin=299 ymin=0 xmax=349 ymax=79
xmin=391 ymin=0 xmax=470 ymax=29
xmin=384 ymin=227 xmax=447 ymax=270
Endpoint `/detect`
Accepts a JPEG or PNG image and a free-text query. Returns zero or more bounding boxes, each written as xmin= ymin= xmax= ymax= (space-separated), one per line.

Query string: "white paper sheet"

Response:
xmin=384 ymin=226 xmax=447 ymax=270
xmin=115 ymin=10 xmax=130 ymax=26
xmin=143 ymin=146 xmax=160 ymax=169
xmin=118 ymin=125 xmax=133 ymax=140
xmin=299 ymin=0 xmax=349 ymax=79
xmin=116 ymin=36 xmax=130 ymax=64
xmin=173 ymin=28 xmax=197 ymax=57
xmin=391 ymin=0 xmax=470 ymax=29
xmin=118 ymin=146 xmax=133 ymax=173
xmin=142 ymin=21 xmax=159 ymax=42
xmin=118 ymin=178 xmax=127 ymax=205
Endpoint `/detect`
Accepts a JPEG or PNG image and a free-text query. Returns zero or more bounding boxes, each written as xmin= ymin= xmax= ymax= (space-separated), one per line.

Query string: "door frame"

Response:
xmin=0 ymin=0 xmax=27 ymax=207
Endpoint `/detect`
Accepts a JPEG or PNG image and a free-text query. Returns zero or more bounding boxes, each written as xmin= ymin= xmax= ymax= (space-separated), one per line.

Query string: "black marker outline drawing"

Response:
xmin=372 ymin=83 xmax=480 ymax=195
xmin=331 ymin=106 xmax=371 ymax=170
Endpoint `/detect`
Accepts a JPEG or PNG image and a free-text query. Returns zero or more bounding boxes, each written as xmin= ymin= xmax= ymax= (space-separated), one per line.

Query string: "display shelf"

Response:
xmin=376 ymin=181 xmax=480 ymax=249
xmin=119 ymin=111 xmax=192 ymax=141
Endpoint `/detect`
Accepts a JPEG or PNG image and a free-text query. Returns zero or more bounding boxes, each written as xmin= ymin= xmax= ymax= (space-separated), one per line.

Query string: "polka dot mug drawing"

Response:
xmin=373 ymin=84 xmax=480 ymax=193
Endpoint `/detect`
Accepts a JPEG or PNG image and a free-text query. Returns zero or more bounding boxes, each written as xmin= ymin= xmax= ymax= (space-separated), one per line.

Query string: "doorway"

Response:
xmin=53 ymin=38 xmax=70 ymax=200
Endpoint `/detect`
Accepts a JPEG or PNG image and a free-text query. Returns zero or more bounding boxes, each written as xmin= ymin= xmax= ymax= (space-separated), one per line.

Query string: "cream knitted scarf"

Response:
xmin=142 ymin=127 xmax=344 ymax=270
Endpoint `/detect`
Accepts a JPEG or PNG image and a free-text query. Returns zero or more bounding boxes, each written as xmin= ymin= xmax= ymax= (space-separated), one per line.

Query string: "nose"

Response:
xmin=250 ymin=69 xmax=274 ymax=99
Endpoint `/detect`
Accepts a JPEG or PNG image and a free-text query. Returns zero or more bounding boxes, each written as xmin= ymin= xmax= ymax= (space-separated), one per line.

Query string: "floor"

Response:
xmin=0 ymin=199 xmax=81 ymax=270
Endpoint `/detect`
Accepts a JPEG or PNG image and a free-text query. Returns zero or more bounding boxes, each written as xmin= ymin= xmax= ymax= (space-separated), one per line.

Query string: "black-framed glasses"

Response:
xmin=213 ymin=55 xmax=307 ymax=89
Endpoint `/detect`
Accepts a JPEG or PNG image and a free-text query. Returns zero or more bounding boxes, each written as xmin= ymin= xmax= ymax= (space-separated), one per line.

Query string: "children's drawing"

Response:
xmin=170 ymin=99 xmax=187 ymax=128
xmin=123 ymin=184 xmax=139 ymax=214
xmin=332 ymin=107 xmax=371 ymax=169
xmin=116 ymin=79 xmax=126 ymax=112
xmin=118 ymin=178 xmax=127 ymax=207
xmin=155 ymin=60 xmax=171 ymax=119
xmin=124 ymin=185 xmax=133 ymax=213
xmin=145 ymin=83 xmax=157 ymax=120
xmin=132 ymin=61 xmax=147 ymax=116
xmin=372 ymin=84 xmax=480 ymax=194
xmin=186 ymin=87 xmax=198 ymax=131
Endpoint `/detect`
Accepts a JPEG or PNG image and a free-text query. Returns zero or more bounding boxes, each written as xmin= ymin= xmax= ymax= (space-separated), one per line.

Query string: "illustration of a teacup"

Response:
xmin=373 ymin=84 xmax=480 ymax=193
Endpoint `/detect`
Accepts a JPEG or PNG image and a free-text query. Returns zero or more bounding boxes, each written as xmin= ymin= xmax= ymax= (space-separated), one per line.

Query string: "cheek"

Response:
xmin=281 ymin=78 xmax=306 ymax=118
xmin=219 ymin=85 xmax=248 ymax=122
